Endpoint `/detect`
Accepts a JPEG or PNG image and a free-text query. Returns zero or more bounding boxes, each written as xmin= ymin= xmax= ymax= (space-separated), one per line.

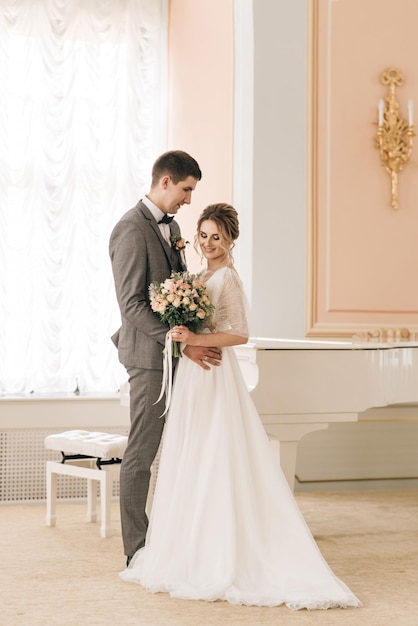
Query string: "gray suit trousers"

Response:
xmin=120 ymin=366 xmax=165 ymax=558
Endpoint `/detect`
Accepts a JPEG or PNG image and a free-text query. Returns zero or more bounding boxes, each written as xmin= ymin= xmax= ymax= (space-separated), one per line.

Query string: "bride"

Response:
xmin=119 ymin=203 xmax=361 ymax=611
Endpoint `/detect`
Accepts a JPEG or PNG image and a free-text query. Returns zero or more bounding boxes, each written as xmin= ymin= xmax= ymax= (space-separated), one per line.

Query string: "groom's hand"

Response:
xmin=183 ymin=345 xmax=222 ymax=370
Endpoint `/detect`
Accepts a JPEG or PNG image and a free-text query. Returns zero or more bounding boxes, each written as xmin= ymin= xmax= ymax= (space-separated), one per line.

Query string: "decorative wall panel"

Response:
xmin=307 ymin=0 xmax=418 ymax=338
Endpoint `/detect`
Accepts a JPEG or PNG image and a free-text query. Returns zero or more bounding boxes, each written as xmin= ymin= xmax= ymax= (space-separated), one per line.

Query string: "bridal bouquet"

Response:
xmin=149 ymin=271 xmax=214 ymax=357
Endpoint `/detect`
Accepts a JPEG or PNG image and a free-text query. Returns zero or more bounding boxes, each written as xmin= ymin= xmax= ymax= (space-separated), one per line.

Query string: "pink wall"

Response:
xmin=308 ymin=0 xmax=418 ymax=338
xmin=167 ymin=0 xmax=234 ymax=273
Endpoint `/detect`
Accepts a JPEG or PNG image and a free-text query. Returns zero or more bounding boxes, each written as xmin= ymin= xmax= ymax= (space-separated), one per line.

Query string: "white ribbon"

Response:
xmin=154 ymin=331 xmax=174 ymax=418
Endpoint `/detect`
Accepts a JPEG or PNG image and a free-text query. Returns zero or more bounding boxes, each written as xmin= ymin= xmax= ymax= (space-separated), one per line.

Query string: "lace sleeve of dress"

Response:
xmin=212 ymin=267 xmax=249 ymax=338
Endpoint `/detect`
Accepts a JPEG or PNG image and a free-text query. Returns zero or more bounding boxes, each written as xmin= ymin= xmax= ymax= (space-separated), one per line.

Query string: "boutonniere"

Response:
xmin=171 ymin=235 xmax=189 ymax=252
xmin=171 ymin=235 xmax=189 ymax=269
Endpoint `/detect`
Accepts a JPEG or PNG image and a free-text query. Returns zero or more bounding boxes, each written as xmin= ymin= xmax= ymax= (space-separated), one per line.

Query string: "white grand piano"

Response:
xmin=234 ymin=337 xmax=418 ymax=489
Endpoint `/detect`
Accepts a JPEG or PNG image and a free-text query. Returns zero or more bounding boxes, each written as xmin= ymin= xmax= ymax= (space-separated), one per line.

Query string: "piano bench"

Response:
xmin=44 ymin=430 xmax=128 ymax=538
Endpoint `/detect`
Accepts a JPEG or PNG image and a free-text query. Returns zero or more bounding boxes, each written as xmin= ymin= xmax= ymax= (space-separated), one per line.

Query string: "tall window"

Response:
xmin=0 ymin=0 xmax=167 ymax=395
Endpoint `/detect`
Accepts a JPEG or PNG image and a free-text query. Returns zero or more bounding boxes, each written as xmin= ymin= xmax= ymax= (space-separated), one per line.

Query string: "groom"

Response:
xmin=109 ymin=150 xmax=222 ymax=565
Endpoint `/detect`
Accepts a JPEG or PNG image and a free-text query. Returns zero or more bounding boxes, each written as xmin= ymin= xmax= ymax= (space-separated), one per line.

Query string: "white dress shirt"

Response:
xmin=142 ymin=196 xmax=171 ymax=246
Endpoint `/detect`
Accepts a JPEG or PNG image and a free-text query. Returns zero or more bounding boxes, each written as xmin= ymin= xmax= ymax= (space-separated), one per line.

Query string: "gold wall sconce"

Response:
xmin=375 ymin=67 xmax=415 ymax=210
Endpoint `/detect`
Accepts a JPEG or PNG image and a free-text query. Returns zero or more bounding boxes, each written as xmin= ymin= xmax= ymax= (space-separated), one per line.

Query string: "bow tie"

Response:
xmin=158 ymin=214 xmax=174 ymax=224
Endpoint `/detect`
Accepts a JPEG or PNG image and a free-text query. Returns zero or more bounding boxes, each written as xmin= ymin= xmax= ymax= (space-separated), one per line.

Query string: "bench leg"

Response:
xmin=86 ymin=476 xmax=98 ymax=523
xmin=46 ymin=461 xmax=57 ymax=527
xmin=99 ymin=470 xmax=114 ymax=538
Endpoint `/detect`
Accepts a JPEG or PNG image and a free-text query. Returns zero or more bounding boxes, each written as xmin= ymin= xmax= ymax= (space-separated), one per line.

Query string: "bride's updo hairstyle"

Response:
xmin=195 ymin=203 xmax=239 ymax=264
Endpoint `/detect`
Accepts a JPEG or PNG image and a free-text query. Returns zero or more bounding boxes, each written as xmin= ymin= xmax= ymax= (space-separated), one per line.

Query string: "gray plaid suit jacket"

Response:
xmin=109 ymin=200 xmax=185 ymax=370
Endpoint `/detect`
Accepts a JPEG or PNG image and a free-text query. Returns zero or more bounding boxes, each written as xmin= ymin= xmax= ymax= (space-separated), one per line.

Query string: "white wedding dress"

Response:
xmin=120 ymin=267 xmax=361 ymax=610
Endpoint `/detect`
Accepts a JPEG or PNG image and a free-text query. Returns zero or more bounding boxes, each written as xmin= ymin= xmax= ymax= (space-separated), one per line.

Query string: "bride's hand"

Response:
xmin=171 ymin=325 xmax=195 ymax=344
xmin=171 ymin=326 xmax=222 ymax=369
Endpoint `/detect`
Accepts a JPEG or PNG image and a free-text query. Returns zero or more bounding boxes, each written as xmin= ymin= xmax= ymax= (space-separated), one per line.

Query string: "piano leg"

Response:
xmin=266 ymin=423 xmax=329 ymax=491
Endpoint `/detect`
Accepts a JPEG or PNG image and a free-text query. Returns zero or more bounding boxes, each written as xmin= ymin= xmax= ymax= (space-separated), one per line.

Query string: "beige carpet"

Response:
xmin=1 ymin=489 xmax=417 ymax=626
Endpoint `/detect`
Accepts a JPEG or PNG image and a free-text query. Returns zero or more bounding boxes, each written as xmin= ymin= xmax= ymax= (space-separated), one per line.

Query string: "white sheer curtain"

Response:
xmin=0 ymin=0 xmax=166 ymax=395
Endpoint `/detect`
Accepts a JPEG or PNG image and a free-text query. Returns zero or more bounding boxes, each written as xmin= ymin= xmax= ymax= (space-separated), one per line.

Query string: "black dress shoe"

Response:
xmin=126 ymin=541 xmax=145 ymax=567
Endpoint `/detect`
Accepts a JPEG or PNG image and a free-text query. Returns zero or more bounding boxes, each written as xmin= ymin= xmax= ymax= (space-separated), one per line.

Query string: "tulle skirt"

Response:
xmin=120 ymin=347 xmax=361 ymax=610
